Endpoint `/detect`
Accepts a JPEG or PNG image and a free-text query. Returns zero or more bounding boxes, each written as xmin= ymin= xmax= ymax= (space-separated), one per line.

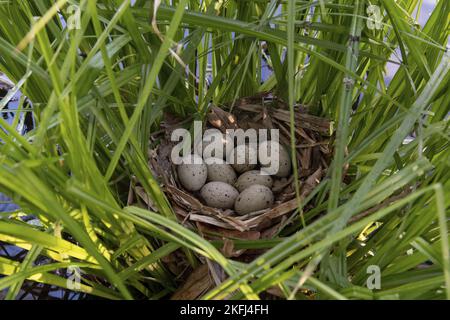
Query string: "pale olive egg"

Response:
xmin=200 ymin=181 xmax=239 ymax=209
xmin=177 ymin=154 xmax=207 ymax=191
xmin=205 ymin=157 xmax=237 ymax=185
xmin=234 ymin=184 xmax=274 ymax=215
xmin=228 ymin=143 xmax=258 ymax=173
xmin=258 ymin=140 xmax=292 ymax=177
xmin=235 ymin=170 xmax=273 ymax=192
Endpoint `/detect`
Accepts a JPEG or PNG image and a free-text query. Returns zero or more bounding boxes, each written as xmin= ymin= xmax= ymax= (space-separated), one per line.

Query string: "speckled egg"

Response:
xmin=235 ymin=170 xmax=273 ymax=192
xmin=258 ymin=140 xmax=292 ymax=177
xmin=200 ymin=181 xmax=239 ymax=209
xmin=205 ymin=157 xmax=237 ymax=185
xmin=234 ymin=184 xmax=274 ymax=215
xmin=228 ymin=143 xmax=258 ymax=173
xmin=177 ymin=154 xmax=207 ymax=191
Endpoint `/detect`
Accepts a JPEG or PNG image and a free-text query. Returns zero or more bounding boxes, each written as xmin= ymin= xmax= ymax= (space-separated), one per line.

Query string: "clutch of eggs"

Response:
xmin=176 ymin=140 xmax=291 ymax=215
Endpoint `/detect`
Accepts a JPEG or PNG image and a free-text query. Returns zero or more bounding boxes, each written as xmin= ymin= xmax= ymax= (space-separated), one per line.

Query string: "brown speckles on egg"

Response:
xmin=235 ymin=170 xmax=273 ymax=192
xmin=228 ymin=144 xmax=258 ymax=173
xmin=205 ymin=158 xmax=237 ymax=185
xmin=259 ymin=141 xmax=292 ymax=177
xmin=177 ymin=154 xmax=207 ymax=191
xmin=234 ymin=184 xmax=274 ymax=215
xmin=200 ymin=182 xmax=239 ymax=209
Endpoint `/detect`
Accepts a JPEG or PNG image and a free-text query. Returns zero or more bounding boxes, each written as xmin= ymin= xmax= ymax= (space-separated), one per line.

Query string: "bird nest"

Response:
xmin=142 ymin=94 xmax=333 ymax=249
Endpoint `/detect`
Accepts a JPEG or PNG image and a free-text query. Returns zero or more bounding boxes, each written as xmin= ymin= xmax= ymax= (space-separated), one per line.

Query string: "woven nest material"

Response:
xmin=144 ymin=94 xmax=334 ymax=246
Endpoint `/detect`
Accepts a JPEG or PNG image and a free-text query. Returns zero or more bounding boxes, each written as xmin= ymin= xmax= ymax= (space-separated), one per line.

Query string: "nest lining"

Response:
xmin=143 ymin=94 xmax=333 ymax=244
